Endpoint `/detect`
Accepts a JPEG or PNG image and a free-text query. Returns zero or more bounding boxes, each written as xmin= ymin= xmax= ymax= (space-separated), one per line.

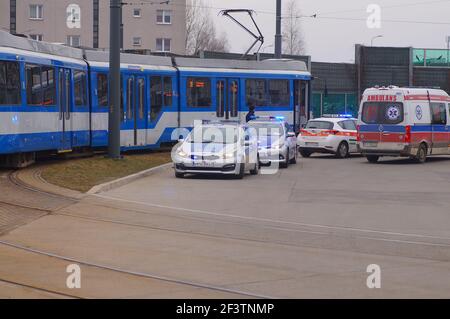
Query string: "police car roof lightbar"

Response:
xmin=252 ymin=116 xmax=285 ymax=121
xmin=322 ymin=114 xmax=354 ymax=118
xmin=200 ymin=119 xmax=241 ymax=125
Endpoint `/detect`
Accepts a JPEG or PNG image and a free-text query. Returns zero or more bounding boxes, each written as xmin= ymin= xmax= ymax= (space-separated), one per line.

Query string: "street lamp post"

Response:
xmin=371 ymin=35 xmax=383 ymax=47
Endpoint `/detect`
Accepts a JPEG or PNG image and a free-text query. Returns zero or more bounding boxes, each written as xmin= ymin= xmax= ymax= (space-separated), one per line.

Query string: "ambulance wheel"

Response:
xmin=366 ymin=155 xmax=379 ymax=163
xmin=336 ymin=142 xmax=349 ymax=158
xmin=300 ymin=149 xmax=312 ymax=158
xmin=415 ymin=143 xmax=427 ymax=164
xmin=175 ymin=172 xmax=184 ymax=178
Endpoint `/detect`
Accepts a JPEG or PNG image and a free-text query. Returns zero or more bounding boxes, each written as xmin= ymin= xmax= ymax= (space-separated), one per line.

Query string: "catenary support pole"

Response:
xmin=108 ymin=0 xmax=121 ymax=158
xmin=274 ymin=0 xmax=282 ymax=59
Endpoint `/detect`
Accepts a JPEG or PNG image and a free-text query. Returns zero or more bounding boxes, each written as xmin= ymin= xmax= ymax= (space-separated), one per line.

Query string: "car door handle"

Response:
xmin=382 ymin=133 xmax=391 ymax=136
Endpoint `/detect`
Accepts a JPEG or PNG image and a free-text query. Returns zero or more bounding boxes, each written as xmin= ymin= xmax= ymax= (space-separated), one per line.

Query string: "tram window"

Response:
xmin=0 ymin=61 xmax=21 ymax=105
xmin=268 ymin=79 xmax=290 ymax=106
xmin=246 ymin=79 xmax=266 ymax=106
xmin=26 ymin=64 xmax=43 ymax=105
xmin=187 ymin=77 xmax=211 ymax=107
xmin=150 ymin=76 xmax=163 ymax=121
xmin=138 ymin=78 xmax=145 ymax=120
xmin=163 ymin=77 xmax=172 ymax=106
xmin=97 ymin=73 xmax=108 ymax=107
xmin=41 ymin=66 xmax=55 ymax=105
xmin=126 ymin=77 xmax=134 ymax=120
xmin=74 ymin=70 xmax=87 ymax=106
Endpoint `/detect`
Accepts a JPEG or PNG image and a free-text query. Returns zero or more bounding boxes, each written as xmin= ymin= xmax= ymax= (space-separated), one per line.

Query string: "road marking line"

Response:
xmin=92 ymin=194 xmax=450 ymax=242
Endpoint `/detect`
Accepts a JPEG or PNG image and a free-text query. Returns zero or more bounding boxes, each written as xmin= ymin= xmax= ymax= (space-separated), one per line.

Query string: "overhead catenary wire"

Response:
xmin=124 ymin=0 xmax=450 ymax=26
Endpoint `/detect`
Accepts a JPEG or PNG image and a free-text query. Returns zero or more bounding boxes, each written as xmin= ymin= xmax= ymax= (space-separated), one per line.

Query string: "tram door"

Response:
xmin=58 ymin=68 xmax=72 ymax=151
xmin=294 ymin=80 xmax=308 ymax=133
xmin=122 ymin=75 xmax=147 ymax=146
xmin=216 ymin=78 xmax=239 ymax=120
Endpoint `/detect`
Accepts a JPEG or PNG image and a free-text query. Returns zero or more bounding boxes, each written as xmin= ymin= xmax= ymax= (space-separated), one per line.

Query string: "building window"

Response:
xmin=156 ymin=38 xmax=171 ymax=52
xmin=30 ymin=34 xmax=43 ymax=41
xmin=133 ymin=37 xmax=142 ymax=46
xmin=156 ymin=10 xmax=171 ymax=24
xmin=133 ymin=8 xmax=141 ymax=17
xmin=67 ymin=35 xmax=81 ymax=47
xmin=29 ymin=4 xmax=43 ymax=20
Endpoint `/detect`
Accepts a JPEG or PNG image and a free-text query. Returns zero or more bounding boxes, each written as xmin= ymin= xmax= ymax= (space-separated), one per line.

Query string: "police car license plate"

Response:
xmin=305 ymin=142 xmax=319 ymax=147
xmin=192 ymin=161 xmax=215 ymax=167
xmin=363 ymin=141 xmax=378 ymax=147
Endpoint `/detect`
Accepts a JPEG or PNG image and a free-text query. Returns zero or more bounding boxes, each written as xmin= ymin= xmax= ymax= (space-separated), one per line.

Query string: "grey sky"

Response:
xmin=208 ymin=0 xmax=450 ymax=62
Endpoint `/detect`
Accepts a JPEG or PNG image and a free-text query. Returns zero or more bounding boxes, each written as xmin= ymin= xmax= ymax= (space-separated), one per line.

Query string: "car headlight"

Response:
xmin=223 ymin=152 xmax=235 ymax=159
xmin=272 ymin=143 xmax=284 ymax=150
xmin=177 ymin=150 xmax=189 ymax=158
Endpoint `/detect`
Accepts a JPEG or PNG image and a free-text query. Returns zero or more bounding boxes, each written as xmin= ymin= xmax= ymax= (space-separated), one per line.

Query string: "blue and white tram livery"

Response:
xmin=0 ymin=31 xmax=312 ymax=167
xmin=175 ymin=57 xmax=311 ymax=132
xmin=0 ymin=31 xmax=90 ymax=167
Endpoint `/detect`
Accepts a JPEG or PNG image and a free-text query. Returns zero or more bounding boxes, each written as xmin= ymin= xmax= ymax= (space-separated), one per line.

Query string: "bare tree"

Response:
xmin=185 ymin=0 xmax=229 ymax=55
xmin=282 ymin=0 xmax=305 ymax=56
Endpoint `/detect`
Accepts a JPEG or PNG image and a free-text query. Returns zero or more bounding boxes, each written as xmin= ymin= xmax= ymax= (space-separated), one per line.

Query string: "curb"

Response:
xmin=87 ymin=162 xmax=173 ymax=194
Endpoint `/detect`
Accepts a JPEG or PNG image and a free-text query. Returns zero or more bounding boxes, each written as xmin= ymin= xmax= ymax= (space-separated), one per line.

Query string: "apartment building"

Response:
xmin=0 ymin=0 xmax=186 ymax=54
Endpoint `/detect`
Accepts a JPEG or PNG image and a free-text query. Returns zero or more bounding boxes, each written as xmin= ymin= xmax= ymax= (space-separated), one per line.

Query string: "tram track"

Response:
xmin=0 ymin=278 xmax=82 ymax=299
xmin=0 ymin=169 xmax=270 ymax=299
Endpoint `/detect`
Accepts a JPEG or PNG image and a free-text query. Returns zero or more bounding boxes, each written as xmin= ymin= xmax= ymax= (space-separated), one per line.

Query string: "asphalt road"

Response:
xmin=2 ymin=154 xmax=450 ymax=298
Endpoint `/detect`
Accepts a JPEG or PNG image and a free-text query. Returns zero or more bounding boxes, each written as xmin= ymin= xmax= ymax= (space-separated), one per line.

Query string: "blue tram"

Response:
xmin=0 ymin=31 xmax=311 ymax=167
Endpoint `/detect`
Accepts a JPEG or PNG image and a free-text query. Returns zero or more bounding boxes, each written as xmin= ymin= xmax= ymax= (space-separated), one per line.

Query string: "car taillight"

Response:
xmin=356 ymin=125 xmax=360 ymax=142
xmin=405 ymin=125 xmax=411 ymax=144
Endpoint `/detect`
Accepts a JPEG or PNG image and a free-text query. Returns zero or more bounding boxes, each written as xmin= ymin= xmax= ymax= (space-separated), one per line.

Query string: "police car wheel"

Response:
xmin=415 ymin=143 xmax=427 ymax=164
xmin=366 ymin=155 xmax=379 ymax=163
xmin=299 ymin=150 xmax=312 ymax=158
xmin=336 ymin=142 xmax=349 ymax=159
xmin=280 ymin=149 xmax=289 ymax=168
xmin=175 ymin=172 xmax=185 ymax=178
xmin=236 ymin=163 xmax=245 ymax=179
xmin=290 ymin=150 xmax=297 ymax=164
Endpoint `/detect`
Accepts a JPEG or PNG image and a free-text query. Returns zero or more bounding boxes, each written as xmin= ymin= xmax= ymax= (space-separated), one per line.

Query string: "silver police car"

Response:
xmin=173 ymin=121 xmax=259 ymax=179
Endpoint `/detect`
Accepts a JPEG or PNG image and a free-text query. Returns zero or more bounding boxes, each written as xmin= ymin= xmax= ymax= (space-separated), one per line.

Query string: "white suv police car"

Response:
xmin=248 ymin=116 xmax=298 ymax=168
xmin=172 ymin=121 xmax=259 ymax=179
xmin=297 ymin=115 xmax=358 ymax=158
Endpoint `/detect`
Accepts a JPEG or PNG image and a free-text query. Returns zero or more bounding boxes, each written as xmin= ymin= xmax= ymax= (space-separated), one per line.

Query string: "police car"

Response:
xmin=297 ymin=115 xmax=358 ymax=158
xmin=248 ymin=116 xmax=298 ymax=168
xmin=172 ymin=120 xmax=259 ymax=179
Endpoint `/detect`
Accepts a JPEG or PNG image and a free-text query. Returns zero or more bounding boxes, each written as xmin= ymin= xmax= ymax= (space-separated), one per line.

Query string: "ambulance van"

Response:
xmin=357 ymin=86 xmax=450 ymax=163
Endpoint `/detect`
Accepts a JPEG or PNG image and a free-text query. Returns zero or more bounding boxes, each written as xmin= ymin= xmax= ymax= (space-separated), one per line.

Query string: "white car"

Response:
xmin=248 ymin=117 xmax=298 ymax=168
xmin=297 ymin=115 xmax=358 ymax=158
xmin=173 ymin=121 xmax=259 ymax=179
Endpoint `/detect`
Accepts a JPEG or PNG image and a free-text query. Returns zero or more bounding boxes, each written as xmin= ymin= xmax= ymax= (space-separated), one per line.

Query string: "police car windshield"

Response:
xmin=186 ymin=127 xmax=239 ymax=144
xmin=248 ymin=123 xmax=283 ymax=136
xmin=362 ymin=102 xmax=404 ymax=124
xmin=306 ymin=121 xmax=333 ymax=130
